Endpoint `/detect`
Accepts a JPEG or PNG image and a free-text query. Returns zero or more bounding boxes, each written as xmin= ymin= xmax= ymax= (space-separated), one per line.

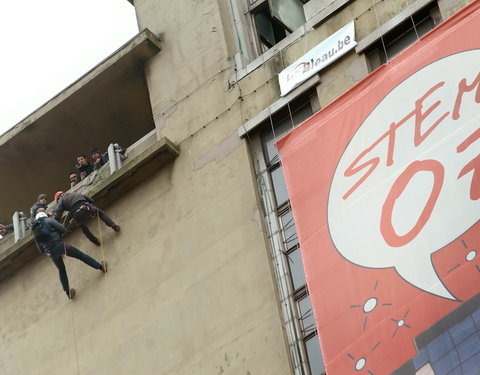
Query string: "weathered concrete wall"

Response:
xmin=0 ymin=137 xmax=290 ymax=374
xmin=134 ymin=0 xmax=236 ymax=141
xmin=437 ymin=0 xmax=472 ymax=18
xmin=1 ymin=0 xmax=293 ymax=374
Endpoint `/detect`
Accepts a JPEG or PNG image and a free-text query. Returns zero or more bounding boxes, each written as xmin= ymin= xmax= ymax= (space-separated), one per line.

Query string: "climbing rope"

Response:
xmin=96 ymin=210 xmax=121 ymax=375
xmin=63 ymin=242 xmax=81 ymax=375
xmin=68 ymin=300 xmax=82 ymax=375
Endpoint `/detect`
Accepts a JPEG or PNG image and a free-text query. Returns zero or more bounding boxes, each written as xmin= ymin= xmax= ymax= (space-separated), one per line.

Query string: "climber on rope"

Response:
xmin=32 ymin=211 xmax=107 ymax=300
xmin=54 ymin=191 xmax=120 ymax=246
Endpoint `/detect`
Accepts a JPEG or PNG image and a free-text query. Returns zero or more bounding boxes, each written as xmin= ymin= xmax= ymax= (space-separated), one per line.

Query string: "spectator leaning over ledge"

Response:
xmin=54 ymin=191 xmax=120 ymax=246
xmin=0 ymin=224 xmax=13 ymax=239
xmin=32 ymin=211 xmax=107 ymax=300
xmin=76 ymin=154 xmax=94 ymax=181
xmin=30 ymin=193 xmax=48 ymax=221
xmin=90 ymin=147 xmax=109 ymax=171
xmin=69 ymin=172 xmax=78 ymax=188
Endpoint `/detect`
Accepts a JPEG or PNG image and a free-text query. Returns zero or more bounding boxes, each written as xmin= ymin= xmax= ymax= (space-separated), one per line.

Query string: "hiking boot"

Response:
xmin=91 ymin=237 xmax=101 ymax=246
xmin=67 ymin=288 xmax=76 ymax=300
xmin=100 ymin=261 xmax=108 ymax=273
xmin=112 ymin=224 xmax=121 ymax=232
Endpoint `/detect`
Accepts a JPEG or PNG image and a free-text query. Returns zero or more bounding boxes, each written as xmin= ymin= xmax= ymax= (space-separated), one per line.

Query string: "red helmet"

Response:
xmin=54 ymin=191 xmax=64 ymax=202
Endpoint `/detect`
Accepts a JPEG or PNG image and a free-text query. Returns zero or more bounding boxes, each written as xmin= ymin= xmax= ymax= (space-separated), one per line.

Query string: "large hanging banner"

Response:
xmin=277 ymin=2 xmax=480 ymax=374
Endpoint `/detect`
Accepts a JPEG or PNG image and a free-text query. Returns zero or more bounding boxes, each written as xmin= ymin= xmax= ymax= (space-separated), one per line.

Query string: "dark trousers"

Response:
xmin=74 ymin=204 xmax=116 ymax=245
xmin=48 ymin=241 xmax=102 ymax=292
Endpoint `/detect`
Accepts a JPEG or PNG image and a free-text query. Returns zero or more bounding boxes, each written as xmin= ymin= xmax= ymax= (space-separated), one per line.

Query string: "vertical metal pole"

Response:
xmin=114 ymin=143 xmax=122 ymax=170
xmin=20 ymin=212 xmax=27 ymax=238
xmin=12 ymin=212 xmax=20 ymax=242
xmin=108 ymin=143 xmax=117 ymax=174
xmin=12 ymin=212 xmax=26 ymax=242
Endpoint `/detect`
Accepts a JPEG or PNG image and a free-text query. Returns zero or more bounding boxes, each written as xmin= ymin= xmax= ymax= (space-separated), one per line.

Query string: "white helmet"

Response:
xmin=35 ymin=212 xmax=48 ymax=220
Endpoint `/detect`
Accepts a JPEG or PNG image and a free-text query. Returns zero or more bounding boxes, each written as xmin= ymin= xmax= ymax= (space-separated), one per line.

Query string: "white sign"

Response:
xmin=278 ymin=21 xmax=357 ymax=96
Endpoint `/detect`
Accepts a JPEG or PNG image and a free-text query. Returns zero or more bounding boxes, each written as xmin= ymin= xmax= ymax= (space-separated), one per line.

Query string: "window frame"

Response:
xmin=251 ymin=89 xmax=326 ymax=375
xmin=365 ymin=2 xmax=441 ymax=71
xmin=249 ymin=0 xmax=298 ymax=55
xmin=355 ymin=0 xmax=440 ymax=55
xmin=228 ymin=0 xmax=356 ymax=83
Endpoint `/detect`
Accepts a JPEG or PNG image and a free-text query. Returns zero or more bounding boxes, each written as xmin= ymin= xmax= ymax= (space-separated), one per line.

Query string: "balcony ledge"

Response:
xmin=0 ymin=137 xmax=179 ymax=282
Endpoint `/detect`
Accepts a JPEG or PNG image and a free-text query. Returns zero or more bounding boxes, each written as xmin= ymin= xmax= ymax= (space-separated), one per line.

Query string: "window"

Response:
xmin=367 ymin=3 xmax=441 ymax=71
xmin=253 ymin=3 xmax=288 ymax=52
xmin=249 ymin=0 xmax=308 ymax=55
xmin=252 ymin=91 xmax=325 ymax=374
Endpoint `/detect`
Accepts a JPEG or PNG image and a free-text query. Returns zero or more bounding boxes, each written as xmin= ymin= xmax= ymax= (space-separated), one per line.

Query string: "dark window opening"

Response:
xmin=253 ymin=3 xmax=289 ymax=50
xmin=367 ymin=3 xmax=440 ymax=70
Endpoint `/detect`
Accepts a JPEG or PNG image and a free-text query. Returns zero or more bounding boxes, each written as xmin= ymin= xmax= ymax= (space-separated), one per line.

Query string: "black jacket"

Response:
xmin=33 ymin=217 xmax=65 ymax=253
xmin=54 ymin=192 xmax=94 ymax=221
xmin=76 ymin=163 xmax=94 ymax=180
xmin=93 ymin=152 xmax=109 ymax=171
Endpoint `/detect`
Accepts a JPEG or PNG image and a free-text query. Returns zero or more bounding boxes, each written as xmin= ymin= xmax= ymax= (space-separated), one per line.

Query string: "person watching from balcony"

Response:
xmin=69 ymin=172 xmax=78 ymax=188
xmin=0 ymin=224 xmax=13 ymax=239
xmin=90 ymin=147 xmax=109 ymax=171
xmin=32 ymin=210 xmax=107 ymax=300
xmin=54 ymin=191 xmax=120 ymax=247
xmin=30 ymin=193 xmax=48 ymax=221
xmin=75 ymin=154 xmax=94 ymax=181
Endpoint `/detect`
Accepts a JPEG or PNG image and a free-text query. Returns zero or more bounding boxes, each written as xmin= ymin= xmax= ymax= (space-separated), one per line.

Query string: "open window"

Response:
xmin=250 ymin=0 xmax=307 ymax=54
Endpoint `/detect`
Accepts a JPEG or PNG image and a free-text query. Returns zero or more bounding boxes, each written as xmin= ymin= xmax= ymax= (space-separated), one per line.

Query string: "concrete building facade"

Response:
xmin=0 ymin=0 xmax=476 ymax=374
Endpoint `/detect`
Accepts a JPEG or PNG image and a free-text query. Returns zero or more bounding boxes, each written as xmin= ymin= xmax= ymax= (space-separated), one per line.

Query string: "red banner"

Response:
xmin=277 ymin=2 xmax=480 ymax=374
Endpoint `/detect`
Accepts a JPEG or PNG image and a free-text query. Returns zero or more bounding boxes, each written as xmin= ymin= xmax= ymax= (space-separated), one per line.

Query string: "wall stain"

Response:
xmin=194 ymin=130 xmax=241 ymax=170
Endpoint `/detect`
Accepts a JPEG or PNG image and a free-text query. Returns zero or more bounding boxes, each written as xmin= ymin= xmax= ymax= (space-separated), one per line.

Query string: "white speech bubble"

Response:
xmin=328 ymin=50 xmax=480 ymax=300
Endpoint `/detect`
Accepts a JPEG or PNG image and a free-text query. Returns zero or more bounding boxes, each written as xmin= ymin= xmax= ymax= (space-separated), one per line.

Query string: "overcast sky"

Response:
xmin=0 ymin=0 xmax=138 ymax=136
